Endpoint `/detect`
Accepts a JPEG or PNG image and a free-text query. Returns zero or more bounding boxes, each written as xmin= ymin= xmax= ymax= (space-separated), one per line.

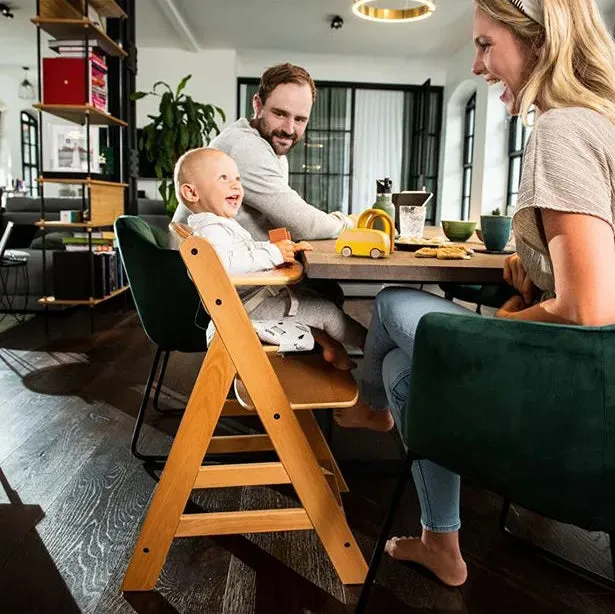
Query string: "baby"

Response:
xmin=174 ymin=147 xmax=366 ymax=370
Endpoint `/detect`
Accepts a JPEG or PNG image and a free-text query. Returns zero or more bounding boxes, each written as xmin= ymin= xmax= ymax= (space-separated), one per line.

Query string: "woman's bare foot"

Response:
xmin=385 ymin=533 xmax=467 ymax=587
xmin=334 ymin=402 xmax=394 ymax=432
xmin=312 ymin=330 xmax=356 ymax=371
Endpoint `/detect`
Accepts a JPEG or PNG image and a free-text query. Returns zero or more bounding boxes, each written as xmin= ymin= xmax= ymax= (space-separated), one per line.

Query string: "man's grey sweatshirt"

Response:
xmin=172 ymin=119 xmax=352 ymax=241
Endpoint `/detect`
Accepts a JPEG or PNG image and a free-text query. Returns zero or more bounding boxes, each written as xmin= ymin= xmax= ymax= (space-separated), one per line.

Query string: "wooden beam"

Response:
xmin=206 ymin=434 xmax=274 ymax=454
xmin=175 ymin=509 xmax=312 ymax=537
xmin=193 ymin=462 xmax=290 ymax=489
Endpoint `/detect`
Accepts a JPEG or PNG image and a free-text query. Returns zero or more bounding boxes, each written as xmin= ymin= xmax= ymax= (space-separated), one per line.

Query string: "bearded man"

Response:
xmin=173 ymin=63 xmax=354 ymax=241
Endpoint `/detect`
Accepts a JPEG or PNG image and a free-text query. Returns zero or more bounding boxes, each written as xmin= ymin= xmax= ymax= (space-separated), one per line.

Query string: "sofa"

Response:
xmin=0 ymin=196 xmax=170 ymax=311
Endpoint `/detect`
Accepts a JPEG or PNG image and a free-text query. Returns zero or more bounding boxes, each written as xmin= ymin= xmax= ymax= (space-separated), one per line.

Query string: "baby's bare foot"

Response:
xmin=334 ymin=403 xmax=394 ymax=432
xmin=385 ymin=536 xmax=467 ymax=587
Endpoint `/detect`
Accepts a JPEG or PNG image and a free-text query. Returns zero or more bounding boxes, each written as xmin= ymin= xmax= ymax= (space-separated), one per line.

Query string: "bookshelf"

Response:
xmin=33 ymin=0 xmax=134 ymax=329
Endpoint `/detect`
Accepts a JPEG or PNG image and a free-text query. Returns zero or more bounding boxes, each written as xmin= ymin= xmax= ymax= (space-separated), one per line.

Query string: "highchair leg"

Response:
xmin=122 ymin=336 xmax=236 ymax=591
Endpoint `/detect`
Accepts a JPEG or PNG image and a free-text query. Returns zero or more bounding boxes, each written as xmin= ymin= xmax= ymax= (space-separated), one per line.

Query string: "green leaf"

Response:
xmin=158 ymin=180 xmax=167 ymax=202
xmin=161 ymin=93 xmax=174 ymax=129
xmin=175 ymin=74 xmax=192 ymax=99
xmin=130 ymin=91 xmax=149 ymax=101
xmin=215 ymin=106 xmax=226 ymax=122
xmin=152 ymin=80 xmax=173 ymax=95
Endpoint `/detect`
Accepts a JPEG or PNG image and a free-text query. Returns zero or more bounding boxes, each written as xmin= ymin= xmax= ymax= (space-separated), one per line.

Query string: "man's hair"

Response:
xmin=257 ymin=63 xmax=316 ymax=105
xmin=476 ymin=0 xmax=615 ymax=125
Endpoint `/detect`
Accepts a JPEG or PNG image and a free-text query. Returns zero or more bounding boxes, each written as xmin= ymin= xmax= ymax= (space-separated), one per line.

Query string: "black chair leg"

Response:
xmin=153 ymin=350 xmax=181 ymax=413
xmin=355 ymin=452 xmax=414 ymax=614
xmin=131 ymin=346 xmax=169 ymax=463
xmin=500 ymin=500 xmax=615 ymax=590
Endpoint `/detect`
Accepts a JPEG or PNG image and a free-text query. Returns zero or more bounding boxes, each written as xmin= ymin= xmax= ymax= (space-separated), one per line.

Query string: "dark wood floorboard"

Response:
xmin=0 ymin=304 xmax=613 ymax=614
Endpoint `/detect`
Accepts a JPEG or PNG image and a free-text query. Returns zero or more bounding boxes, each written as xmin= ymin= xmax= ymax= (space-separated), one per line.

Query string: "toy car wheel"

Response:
xmin=341 ymin=246 xmax=352 ymax=257
xmin=370 ymin=248 xmax=382 ymax=259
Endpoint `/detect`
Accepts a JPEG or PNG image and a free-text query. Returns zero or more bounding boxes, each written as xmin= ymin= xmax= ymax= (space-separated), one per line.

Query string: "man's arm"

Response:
xmin=231 ymin=138 xmax=353 ymax=240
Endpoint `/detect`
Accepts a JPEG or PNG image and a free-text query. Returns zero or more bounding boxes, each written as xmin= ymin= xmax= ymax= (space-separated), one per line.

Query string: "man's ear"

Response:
xmin=180 ymin=183 xmax=198 ymax=204
xmin=252 ymin=93 xmax=263 ymax=118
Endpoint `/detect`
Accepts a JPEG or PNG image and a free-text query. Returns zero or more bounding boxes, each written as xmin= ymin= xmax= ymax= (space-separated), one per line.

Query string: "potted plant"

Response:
xmin=480 ymin=207 xmax=512 ymax=251
xmin=132 ymin=75 xmax=226 ymax=216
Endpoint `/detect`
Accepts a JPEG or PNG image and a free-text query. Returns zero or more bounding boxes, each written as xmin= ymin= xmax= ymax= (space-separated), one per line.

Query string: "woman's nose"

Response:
xmin=472 ymin=53 xmax=484 ymax=76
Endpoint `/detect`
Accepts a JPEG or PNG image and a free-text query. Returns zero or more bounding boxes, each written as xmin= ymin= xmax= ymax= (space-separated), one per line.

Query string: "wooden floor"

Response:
xmin=0 ymin=302 xmax=614 ymax=614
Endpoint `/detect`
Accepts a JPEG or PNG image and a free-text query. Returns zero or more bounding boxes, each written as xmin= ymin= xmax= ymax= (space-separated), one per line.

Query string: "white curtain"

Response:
xmin=351 ymin=89 xmax=404 ymax=214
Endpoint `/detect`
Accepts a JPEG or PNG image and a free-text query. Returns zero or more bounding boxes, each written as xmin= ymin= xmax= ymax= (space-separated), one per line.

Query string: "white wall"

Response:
xmin=237 ymin=49 xmax=447 ymax=86
xmin=0 ymin=66 xmax=39 ymax=189
xmin=136 ymin=47 xmax=237 ymax=198
xmin=439 ymin=42 xmax=509 ymax=223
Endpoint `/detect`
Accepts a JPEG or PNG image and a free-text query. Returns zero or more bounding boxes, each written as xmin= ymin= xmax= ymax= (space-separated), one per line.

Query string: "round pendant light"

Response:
xmin=352 ymin=0 xmax=436 ymax=23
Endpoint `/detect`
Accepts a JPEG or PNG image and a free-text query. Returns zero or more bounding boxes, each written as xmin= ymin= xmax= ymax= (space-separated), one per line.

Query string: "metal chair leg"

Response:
xmin=355 ymin=452 xmax=414 ymax=614
xmin=500 ymin=500 xmax=615 ymax=590
xmin=153 ymin=350 xmax=178 ymax=413
xmin=131 ymin=347 xmax=169 ymax=463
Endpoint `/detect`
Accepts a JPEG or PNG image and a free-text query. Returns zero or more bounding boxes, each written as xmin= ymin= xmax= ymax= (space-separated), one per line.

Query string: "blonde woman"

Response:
xmin=339 ymin=0 xmax=615 ymax=586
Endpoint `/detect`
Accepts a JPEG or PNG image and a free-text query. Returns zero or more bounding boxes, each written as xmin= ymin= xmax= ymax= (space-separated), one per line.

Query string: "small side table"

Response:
xmin=0 ymin=258 xmax=30 ymax=324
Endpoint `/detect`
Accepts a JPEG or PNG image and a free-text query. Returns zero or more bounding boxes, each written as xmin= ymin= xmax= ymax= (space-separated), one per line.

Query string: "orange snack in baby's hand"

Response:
xmin=269 ymin=228 xmax=291 ymax=243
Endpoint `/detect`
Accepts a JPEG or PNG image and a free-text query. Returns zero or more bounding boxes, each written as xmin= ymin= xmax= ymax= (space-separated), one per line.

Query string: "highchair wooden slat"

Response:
xmin=122 ymin=229 xmax=366 ymax=592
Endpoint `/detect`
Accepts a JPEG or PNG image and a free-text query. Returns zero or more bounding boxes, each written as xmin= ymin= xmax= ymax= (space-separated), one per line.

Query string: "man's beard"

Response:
xmin=252 ymin=116 xmax=298 ymax=155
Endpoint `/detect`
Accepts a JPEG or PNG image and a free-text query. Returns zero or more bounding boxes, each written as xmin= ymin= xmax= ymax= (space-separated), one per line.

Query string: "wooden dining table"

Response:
xmin=302 ymin=228 xmax=511 ymax=284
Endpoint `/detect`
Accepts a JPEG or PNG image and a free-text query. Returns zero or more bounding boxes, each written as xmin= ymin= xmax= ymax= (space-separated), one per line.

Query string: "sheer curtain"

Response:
xmin=351 ymin=89 xmax=404 ymax=214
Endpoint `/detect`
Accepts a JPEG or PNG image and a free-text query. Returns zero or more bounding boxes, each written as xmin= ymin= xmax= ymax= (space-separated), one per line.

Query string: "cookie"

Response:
xmin=436 ymin=246 xmax=472 ymax=260
xmin=415 ymin=247 xmax=439 ymax=258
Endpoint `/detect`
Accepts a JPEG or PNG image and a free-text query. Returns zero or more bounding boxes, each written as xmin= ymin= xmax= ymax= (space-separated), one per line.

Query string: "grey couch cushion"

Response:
xmin=138 ymin=199 xmax=169 ymax=232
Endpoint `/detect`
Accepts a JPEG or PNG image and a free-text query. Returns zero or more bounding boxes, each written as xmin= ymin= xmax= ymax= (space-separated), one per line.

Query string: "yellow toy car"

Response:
xmin=335 ymin=209 xmax=395 ymax=259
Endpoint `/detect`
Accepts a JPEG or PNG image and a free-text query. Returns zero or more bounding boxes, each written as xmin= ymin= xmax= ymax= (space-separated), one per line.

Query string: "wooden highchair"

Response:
xmin=122 ymin=224 xmax=368 ymax=590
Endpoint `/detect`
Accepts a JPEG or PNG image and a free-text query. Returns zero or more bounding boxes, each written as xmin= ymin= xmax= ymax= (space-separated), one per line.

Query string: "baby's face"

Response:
xmin=190 ymin=153 xmax=244 ymax=218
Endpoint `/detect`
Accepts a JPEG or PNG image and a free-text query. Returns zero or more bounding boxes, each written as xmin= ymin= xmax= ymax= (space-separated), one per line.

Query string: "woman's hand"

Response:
xmin=495 ymin=294 xmax=527 ymax=318
xmin=274 ymin=239 xmax=297 ymax=263
xmin=503 ymin=254 xmax=535 ymax=305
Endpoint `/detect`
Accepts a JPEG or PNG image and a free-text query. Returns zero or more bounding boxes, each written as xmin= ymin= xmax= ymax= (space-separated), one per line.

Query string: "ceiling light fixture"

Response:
xmin=18 ymin=67 xmax=35 ymax=101
xmin=0 ymin=3 xmax=14 ymax=18
xmin=352 ymin=0 xmax=435 ymax=23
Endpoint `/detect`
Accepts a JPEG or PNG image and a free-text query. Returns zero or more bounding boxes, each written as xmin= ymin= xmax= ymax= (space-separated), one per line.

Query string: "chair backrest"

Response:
xmin=406 ymin=312 xmax=615 ymax=533
xmin=114 ymin=215 xmax=208 ymax=352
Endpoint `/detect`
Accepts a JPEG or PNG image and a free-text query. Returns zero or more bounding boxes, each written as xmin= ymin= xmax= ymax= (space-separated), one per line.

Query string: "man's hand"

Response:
xmin=293 ymin=241 xmax=313 ymax=253
xmin=495 ymin=294 xmax=527 ymax=318
xmin=503 ymin=254 xmax=535 ymax=305
xmin=274 ymin=239 xmax=297 ymax=263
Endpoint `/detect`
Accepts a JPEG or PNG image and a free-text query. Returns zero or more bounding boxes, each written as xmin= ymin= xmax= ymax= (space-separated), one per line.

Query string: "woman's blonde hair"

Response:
xmin=475 ymin=0 xmax=615 ymax=124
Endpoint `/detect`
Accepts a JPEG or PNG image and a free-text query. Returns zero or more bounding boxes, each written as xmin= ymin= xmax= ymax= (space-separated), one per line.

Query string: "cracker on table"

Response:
xmin=436 ymin=246 xmax=472 ymax=260
xmin=415 ymin=247 xmax=439 ymax=258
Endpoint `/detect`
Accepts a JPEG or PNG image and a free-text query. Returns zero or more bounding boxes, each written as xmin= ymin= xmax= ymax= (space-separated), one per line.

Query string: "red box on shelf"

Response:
xmin=42 ymin=56 xmax=108 ymax=112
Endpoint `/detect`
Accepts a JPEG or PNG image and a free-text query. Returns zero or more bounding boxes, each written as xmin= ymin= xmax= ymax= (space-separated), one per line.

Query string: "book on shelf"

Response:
xmin=52 ymin=250 xmax=127 ymax=300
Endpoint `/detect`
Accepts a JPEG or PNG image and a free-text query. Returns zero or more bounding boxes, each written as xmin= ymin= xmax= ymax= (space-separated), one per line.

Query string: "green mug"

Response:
xmin=480 ymin=215 xmax=512 ymax=252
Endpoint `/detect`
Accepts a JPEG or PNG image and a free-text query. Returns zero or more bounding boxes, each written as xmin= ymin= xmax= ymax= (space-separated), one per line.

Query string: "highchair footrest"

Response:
xmin=234 ymin=353 xmax=358 ymax=411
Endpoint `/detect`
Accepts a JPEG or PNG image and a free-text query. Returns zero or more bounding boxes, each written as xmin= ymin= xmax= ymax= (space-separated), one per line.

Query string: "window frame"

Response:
xmin=506 ymin=108 xmax=535 ymax=214
xmin=20 ymin=110 xmax=39 ymax=197
xmin=237 ymin=78 xmax=443 ymax=224
xmin=461 ymin=92 xmax=476 ymax=220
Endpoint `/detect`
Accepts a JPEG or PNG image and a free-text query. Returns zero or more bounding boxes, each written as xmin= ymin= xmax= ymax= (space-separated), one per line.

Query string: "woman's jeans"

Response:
xmin=358 ymin=286 xmax=473 ymax=533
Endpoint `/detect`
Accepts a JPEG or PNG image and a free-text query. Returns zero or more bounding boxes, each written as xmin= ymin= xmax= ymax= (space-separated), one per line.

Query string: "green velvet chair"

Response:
xmin=114 ymin=215 xmax=209 ymax=463
xmin=357 ymin=313 xmax=615 ymax=611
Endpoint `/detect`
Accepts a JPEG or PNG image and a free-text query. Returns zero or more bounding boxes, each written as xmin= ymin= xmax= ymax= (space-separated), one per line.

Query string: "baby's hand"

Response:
xmin=293 ymin=241 xmax=313 ymax=252
xmin=274 ymin=239 xmax=297 ymax=263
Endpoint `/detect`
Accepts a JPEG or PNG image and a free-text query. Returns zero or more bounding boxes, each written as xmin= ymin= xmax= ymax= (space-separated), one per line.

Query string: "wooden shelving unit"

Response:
xmin=33 ymin=0 xmax=132 ymax=326
xmin=39 ymin=285 xmax=130 ymax=306
xmin=33 ymin=104 xmax=127 ymax=126
xmin=31 ymin=18 xmax=127 ymax=57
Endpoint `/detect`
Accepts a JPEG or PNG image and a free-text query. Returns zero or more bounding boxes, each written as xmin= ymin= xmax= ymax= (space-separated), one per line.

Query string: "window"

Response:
xmin=20 ymin=111 xmax=39 ymax=197
xmin=506 ymin=108 xmax=535 ymax=214
xmin=238 ymin=79 xmax=443 ymax=223
xmin=461 ymin=93 xmax=476 ymax=220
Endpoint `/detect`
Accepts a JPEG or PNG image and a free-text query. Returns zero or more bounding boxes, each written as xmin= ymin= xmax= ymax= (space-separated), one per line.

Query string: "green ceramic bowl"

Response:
xmin=441 ymin=220 xmax=477 ymax=242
